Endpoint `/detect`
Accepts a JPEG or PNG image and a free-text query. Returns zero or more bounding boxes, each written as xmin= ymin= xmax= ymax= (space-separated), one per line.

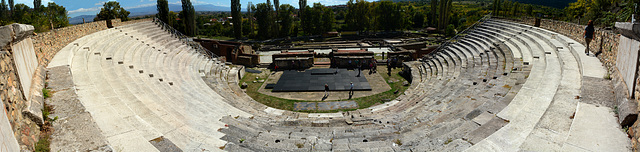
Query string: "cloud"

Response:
xmin=125 ymin=3 xmax=156 ymax=9
xmin=68 ymin=7 xmax=100 ymax=14
xmin=14 ymin=0 xmax=53 ymax=7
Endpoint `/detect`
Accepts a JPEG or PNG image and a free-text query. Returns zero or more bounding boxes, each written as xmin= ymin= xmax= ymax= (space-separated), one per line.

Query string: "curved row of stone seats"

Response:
xmin=51 ymin=21 xmax=253 ymax=151
xmin=216 ymin=20 xmax=530 ymax=151
xmin=476 ymin=19 xmax=627 ymax=151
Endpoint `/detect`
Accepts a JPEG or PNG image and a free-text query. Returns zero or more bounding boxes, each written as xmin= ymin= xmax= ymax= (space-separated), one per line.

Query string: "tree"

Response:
xmin=247 ymin=2 xmax=254 ymax=37
xmin=438 ymin=0 xmax=452 ymax=31
xmin=0 ymin=0 xmax=8 ymax=25
xmin=278 ymin=4 xmax=295 ymax=37
xmin=298 ymin=0 xmax=307 ymax=22
xmin=376 ymin=1 xmax=404 ymax=31
xmin=45 ymin=2 xmax=69 ymax=28
xmin=274 ymin=0 xmax=280 ymax=13
xmin=345 ymin=0 xmax=372 ymax=32
xmin=157 ymin=0 xmax=169 ymax=23
xmin=255 ymin=2 xmax=274 ymax=39
xmin=525 ymin=4 xmax=533 ymax=16
xmin=412 ymin=11 xmax=425 ymax=28
xmin=231 ymin=0 xmax=242 ymax=39
xmin=181 ymin=0 xmax=196 ymax=36
xmin=12 ymin=3 xmax=30 ymax=23
xmin=303 ymin=3 xmax=334 ymax=35
xmin=95 ymin=1 xmax=130 ymax=21
xmin=33 ymin=0 xmax=40 ymax=10
xmin=8 ymin=0 xmax=12 ymax=14
xmin=429 ymin=0 xmax=437 ymax=27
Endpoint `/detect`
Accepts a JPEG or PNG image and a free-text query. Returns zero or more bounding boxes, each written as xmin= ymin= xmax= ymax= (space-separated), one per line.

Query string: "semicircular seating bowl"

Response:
xmin=49 ymin=18 xmax=620 ymax=151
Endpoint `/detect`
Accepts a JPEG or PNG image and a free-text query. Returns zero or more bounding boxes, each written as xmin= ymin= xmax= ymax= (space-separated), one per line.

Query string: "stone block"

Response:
xmin=618 ymin=97 xmax=638 ymax=127
xmin=615 ymin=22 xmax=640 ymax=40
xmin=0 ymin=25 xmax=14 ymax=49
xmin=11 ymin=24 xmax=34 ymax=41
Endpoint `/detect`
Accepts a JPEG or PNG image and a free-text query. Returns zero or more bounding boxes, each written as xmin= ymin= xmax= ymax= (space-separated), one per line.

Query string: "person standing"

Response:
xmin=349 ymin=82 xmax=354 ymax=96
xmin=324 ymin=84 xmax=330 ymax=97
xmin=584 ymin=20 xmax=595 ymax=55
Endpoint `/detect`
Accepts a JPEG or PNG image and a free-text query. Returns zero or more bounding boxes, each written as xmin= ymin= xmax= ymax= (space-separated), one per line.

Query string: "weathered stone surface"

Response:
xmin=11 ymin=24 xmax=34 ymax=41
xmin=0 ymin=25 xmax=14 ymax=49
xmin=0 ymin=98 xmax=20 ymax=152
xmin=23 ymin=66 xmax=45 ymax=126
xmin=46 ymin=66 xmax=110 ymax=151
xmin=615 ymin=22 xmax=640 ymax=40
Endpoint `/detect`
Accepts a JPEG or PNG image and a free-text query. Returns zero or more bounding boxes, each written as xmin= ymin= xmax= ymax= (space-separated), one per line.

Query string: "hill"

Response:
xmin=69 ymin=4 xmax=230 ymax=24
xmin=391 ymin=0 xmax=574 ymax=8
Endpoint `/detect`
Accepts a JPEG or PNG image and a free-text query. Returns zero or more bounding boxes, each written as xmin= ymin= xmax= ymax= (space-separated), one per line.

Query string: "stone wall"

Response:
xmin=0 ymin=18 xmax=151 ymax=150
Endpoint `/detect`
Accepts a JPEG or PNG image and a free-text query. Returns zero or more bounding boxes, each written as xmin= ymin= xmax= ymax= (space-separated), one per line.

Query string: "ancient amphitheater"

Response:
xmin=0 ymin=16 xmax=636 ymax=151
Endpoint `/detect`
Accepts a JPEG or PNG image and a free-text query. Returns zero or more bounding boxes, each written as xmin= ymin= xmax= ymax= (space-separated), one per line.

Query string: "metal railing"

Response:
xmin=422 ymin=13 xmax=492 ymax=61
xmin=152 ymin=17 xmax=219 ymax=59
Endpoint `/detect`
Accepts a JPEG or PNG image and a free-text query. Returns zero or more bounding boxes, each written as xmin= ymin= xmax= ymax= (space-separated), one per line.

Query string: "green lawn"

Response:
xmin=239 ymin=66 xmax=410 ymax=113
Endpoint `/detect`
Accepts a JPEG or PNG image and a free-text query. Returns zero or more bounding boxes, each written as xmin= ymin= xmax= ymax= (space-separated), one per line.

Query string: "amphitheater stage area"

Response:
xmin=271 ymin=68 xmax=372 ymax=92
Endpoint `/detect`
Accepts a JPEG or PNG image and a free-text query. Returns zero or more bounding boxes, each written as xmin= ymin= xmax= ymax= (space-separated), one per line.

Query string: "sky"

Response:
xmin=12 ymin=0 xmax=354 ymax=17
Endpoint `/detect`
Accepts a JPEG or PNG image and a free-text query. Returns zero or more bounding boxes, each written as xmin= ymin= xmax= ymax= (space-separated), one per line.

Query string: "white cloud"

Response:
xmin=14 ymin=0 xmax=53 ymax=7
xmin=68 ymin=7 xmax=100 ymax=14
xmin=169 ymin=1 xmax=181 ymax=5
xmin=125 ymin=3 xmax=156 ymax=9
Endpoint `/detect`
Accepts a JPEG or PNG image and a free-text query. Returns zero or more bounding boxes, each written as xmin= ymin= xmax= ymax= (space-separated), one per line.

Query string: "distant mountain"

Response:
xmin=69 ymin=15 xmax=96 ymax=24
xmin=127 ymin=4 xmax=230 ymax=17
xmin=70 ymin=4 xmax=230 ymax=24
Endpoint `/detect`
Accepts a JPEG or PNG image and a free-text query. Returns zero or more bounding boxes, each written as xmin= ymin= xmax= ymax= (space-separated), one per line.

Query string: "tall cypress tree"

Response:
xmin=298 ymin=0 xmax=306 ymax=21
xmin=247 ymin=2 xmax=254 ymax=37
xmin=181 ymin=0 xmax=196 ymax=36
xmin=33 ymin=0 xmax=40 ymax=10
xmin=0 ymin=0 xmax=7 ymax=24
xmin=430 ymin=0 xmax=437 ymax=27
xmin=157 ymin=0 xmax=169 ymax=23
xmin=231 ymin=0 xmax=242 ymax=39
xmin=8 ymin=0 xmax=12 ymax=14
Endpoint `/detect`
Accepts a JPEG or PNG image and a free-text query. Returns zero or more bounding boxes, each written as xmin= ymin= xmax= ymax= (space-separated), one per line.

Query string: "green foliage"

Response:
xmin=45 ymin=2 xmax=69 ymax=29
xmin=181 ymin=0 xmax=196 ymax=36
xmin=42 ymin=87 xmax=50 ymax=99
xmin=95 ymin=1 xmax=130 ymax=21
xmin=34 ymin=136 xmax=50 ymax=152
xmin=278 ymin=4 xmax=295 ymax=37
xmin=231 ymin=0 xmax=242 ymax=39
xmin=255 ymin=2 xmax=274 ymax=39
xmin=376 ymin=1 xmax=405 ymax=31
xmin=301 ymin=3 xmax=335 ymax=35
xmin=33 ymin=0 xmax=41 ymax=10
xmin=445 ymin=24 xmax=455 ymax=36
xmin=0 ymin=0 xmax=8 ymax=25
xmin=157 ymin=0 xmax=169 ymax=23
xmin=345 ymin=0 xmax=373 ymax=31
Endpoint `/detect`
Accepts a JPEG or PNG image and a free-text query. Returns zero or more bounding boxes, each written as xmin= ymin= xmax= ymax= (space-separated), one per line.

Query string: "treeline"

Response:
xmin=564 ymin=0 xmax=638 ymax=27
xmin=166 ymin=0 xmax=582 ymax=40
xmin=0 ymin=0 xmax=69 ymax=32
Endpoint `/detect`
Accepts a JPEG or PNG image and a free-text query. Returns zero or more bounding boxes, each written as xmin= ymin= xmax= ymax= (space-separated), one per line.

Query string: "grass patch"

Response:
xmin=36 ymin=103 xmax=56 ymax=152
xmin=239 ymin=66 xmax=409 ymax=112
xmin=42 ymin=88 xmax=51 ymax=99
xmin=394 ymin=139 xmax=403 ymax=146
